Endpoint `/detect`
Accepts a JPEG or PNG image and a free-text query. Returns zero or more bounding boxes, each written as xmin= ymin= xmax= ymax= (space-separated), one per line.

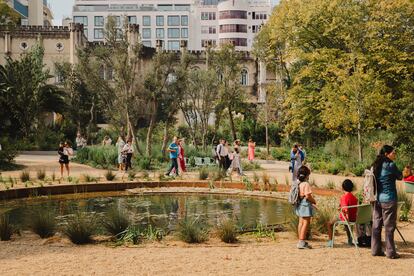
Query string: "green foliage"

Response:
xmin=64 ymin=212 xmax=96 ymax=244
xmin=36 ymin=169 xmax=46 ymax=181
xmin=103 ymin=206 xmax=130 ymax=236
xmin=286 ymin=208 xmax=299 ymax=237
xmin=253 ymin=172 xmax=260 ymax=183
xmin=74 ymin=146 xmax=117 ymax=169
xmin=81 ymin=174 xmax=98 ymax=183
xmin=254 ymin=223 xmax=276 ymax=241
xmin=118 ymin=225 xmax=142 ymax=245
xmin=177 ymin=217 xmax=209 ymax=243
xmin=198 ymin=167 xmax=209 ymax=180
xmin=242 ymin=161 xmax=262 ymax=171
xmin=398 ymin=191 xmax=413 ymax=222
xmin=20 ymin=171 xmax=30 ymax=183
xmin=29 ymin=209 xmax=56 ymax=239
xmin=105 ymin=170 xmax=116 ymax=181
xmin=138 ymin=156 xmax=152 ymax=170
xmin=0 ymin=213 xmax=13 ymax=241
xmin=242 ymin=177 xmax=254 ymax=191
xmin=0 ymin=2 xmax=22 ymax=26
xmin=312 ymin=199 xmax=337 ymax=234
xmin=216 ymin=219 xmax=238 ymax=243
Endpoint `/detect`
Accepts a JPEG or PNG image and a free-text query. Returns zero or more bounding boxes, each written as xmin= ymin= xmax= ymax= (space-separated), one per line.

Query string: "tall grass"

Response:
xmin=29 ymin=209 xmax=56 ymax=238
xmin=312 ymin=198 xmax=337 ymax=234
xmin=64 ymin=212 xmax=96 ymax=244
xmin=20 ymin=171 xmax=30 ymax=182
xmin=0 ymin=214 xmax=13 ymax=241
xmin=118 ymin=225 xmax=142 ymax=245
xmin=105 ymin=170 xmax=116 ymax=181
xmin=398 ymin=190 xmax=413 ymax=221
xmin=36 ymin=169 xmax=46 ymax=181
xmin=177 ymin=217 xmax=209 ymax=243
xmin=103 ymin=207 xmax=130 ymax=236
xmin=216 ymin=219 xmax=238 ymax=243
xmin=198 ymin=167 xmax=209 ymax=180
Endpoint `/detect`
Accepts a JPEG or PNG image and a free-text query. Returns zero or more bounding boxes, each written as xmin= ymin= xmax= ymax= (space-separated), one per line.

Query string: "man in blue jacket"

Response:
xmin=165 ymin=136 xmax=179 ymax=176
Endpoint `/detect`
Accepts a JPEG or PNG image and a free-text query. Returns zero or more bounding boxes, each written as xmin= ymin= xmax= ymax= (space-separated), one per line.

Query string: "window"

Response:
xmin=128 ymin=16 xmax=137 ymax=24
xmin=219 ymin=24 xmax=247 ymax=33
xmin=181 ymin=15 xmax=188 ymax=26
xmin=74 ymin=16 xmax=88 ymax=26
xmin=142 ymin=41 xmax=152 ymax=47
xmin=181 ymin=28 xmax=188 ymax=38
xmin=201 ymin=12 xmax=216 ymax=20
xmin=201 ymin=39 xmax=216 ymax=48
xmin=94 ymin=16 xmax=104 ymax=26
xmin=94 ymin=28 xmax=104 ymax=39
xmin=142 ymin=28 xmax=151 ymax=39
xmin=168 ymin=28 xmax=180 ymax=38
xmin=109 ymin=16 xmax=121 ymax=27
xmin=219 ymin=10 xmax=247 ymax=19
xmin=83 ymin=28 xmax=88 ymax=36
xmin=156 ymin=28 xmax=164 ymax=38
xmin=167 ymin=16 xmax=180 ymax=26
xmin=156 ymin=16 xmax=164 ymax=26
xmin=241 ymin=69 xmax=248 ymax=86
xmin=143 ymin=16 xmax=151 ymax=26
xmin=167 ymin=41 xmax=180 ymax=50
xmin=201 ymin=26 xmax=216 ymax=34
xmin=219 ymin=38 xmax=247 ymax=47
xmin=252 ymin=12 xmax=267 ymax=20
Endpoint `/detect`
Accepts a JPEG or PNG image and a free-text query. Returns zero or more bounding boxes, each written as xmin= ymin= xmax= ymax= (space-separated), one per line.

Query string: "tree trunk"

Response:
xmin=161 ymin=122 xmax=169 ymax=160
xmin=126 ymin=111 xmax=143 ymax=156
xmin=86 ymin=100 xmax=95 ymax=143
xmin=146 ymin=113 xmax=155 ymax=157
xmin=357 ymin=121 xmax=363 ymax=162
xmin=265 ymin=100 xmax=269 ymax=154
xmin=228 ymin=108 xmax=237 ymax=141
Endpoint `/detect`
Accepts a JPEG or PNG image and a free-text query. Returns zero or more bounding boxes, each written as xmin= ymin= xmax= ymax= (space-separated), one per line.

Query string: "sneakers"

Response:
xmin=297 ymin=240 xmax=312 ymax=249
xmin=387 ymin=253 xmax=401 ymax=259
xmin=326 ymin=240 xmax=333 ymax=248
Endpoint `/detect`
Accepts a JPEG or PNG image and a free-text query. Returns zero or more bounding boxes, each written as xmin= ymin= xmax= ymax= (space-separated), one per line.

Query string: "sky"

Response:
xmin=49 ymin=0 xmax=280 ymax=26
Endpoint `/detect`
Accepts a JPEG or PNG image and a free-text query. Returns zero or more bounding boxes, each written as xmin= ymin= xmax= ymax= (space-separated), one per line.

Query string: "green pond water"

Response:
xmin=0 ymin=193 xmax=291 ymax=232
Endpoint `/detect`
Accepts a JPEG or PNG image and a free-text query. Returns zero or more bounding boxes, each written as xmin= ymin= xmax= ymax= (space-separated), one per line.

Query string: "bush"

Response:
xmin=29 ymin=209 xmax=56 ymax=238
xmin=350 ymin=162 xmax=367 ymax=177
xmin=242 ymin=176 xmax=254 ymax=191
xmin=0 ymin=138 xmax=17 ymax=170
xmin=138 ymin=157 xmax=152 ymax=170
xmin=64 ymin=212 xmax=96 ymax=244
xmin=198 ymin=167 xmax=209 ymax=180
xmin=242 ymin=161 xmax=262 ymax=171
xmin=0 ymin=214 xmax=13 ymax=241
xmin=36 ymin=169 xmax=46 ymax=181
xmin=398 ymin=191 xmax=413 ymax=221
xmin=312 ymin=199 xmax=337 ymax=234
xmin=177 ymin=217 xmax=209 ymax=243
xmin=105 ymin=170 xmax=116 ymax=181
xmin=73 ymin=146 xmax=117 ymax=169
xmin=20 ymin=171 xmax=30 ymax=182
xmin=216 ymin=219 xmax=238 ymax=243
xmin=81 ymin=174 xmax=98 ymax=183
xmin=271 ymin=147 xmax=290 ymax=161
xmin=118 ymin=225 xmax=142 ymax=245
xmin=103 ymin=207 xmax=130 ymax=236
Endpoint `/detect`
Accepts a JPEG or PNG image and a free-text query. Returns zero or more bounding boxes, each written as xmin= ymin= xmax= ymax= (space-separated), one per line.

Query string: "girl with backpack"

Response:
xmin=295 ymin=166 xmax=316 ymax=249
xmin=371 ymin=145 xmax=402 ymax=259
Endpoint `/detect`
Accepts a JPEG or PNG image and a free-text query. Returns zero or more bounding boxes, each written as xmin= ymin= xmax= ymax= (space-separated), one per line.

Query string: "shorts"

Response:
xmin=295 ymin=198 xmax=314 ymax=217
xmin=59 ymin=156 xmax=69 ymax=164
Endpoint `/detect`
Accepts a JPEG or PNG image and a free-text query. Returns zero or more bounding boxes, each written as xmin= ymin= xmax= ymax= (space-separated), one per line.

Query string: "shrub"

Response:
xmin=242 ymin=176 xmax=254 ymax=191
xmin=103 ymin=207 xmax=130 ymax=236
xmin=20 ymin=171 xmax=30 ymax=182
xmin=29 ymin=209 xmax=56 ymax=238
xmin=398 ymin=191 xmax=413 ymax=221
xmin=118 ymin=225 xmax=142 ymax=245
xmin=64 ymin=212 xmax=96 ymax=244
xmin=36 ymin=169 xmax=46 ymax=181
xmin=177 ymin=217 xmax=209 ymax=243
xmin=105 ymin=170 xmax=116 ymax=181
xmin=0 ymin=214 xmax=13 ymax=241
xmin=242 ymin=161 xmax=262 ymax=171
xmin=138 ymin=157 xmax=152 ymax=170
xmin=217 ymin=219 xmax=238 ymax=243
xmin=312 ymin=199 xmax=337 ymax=234
xmin=81 ymin=174 xmax=98 ymax=183
xmin=271 ymin=147 xmax=289 ymax=161
xmin=198 ymin=167 xmax=209 ymax=180
xmin=143 ymin=224 xmax=165 ymax=241
xmin=210 ymin=168 xmax=225 ymax=181
xmin=67 ymin=176 xmax=79 ymax=184
xmin=351 ymin=163 xmax=367 ymax=177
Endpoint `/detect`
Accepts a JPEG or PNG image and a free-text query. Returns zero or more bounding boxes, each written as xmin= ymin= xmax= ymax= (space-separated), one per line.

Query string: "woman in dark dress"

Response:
xmin=58 ymin=142 xmax=71 ymax=178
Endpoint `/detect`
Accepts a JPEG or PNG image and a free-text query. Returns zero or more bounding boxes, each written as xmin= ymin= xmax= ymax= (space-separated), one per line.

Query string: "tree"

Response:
xmin=212 ymin=44 xmax=245 ymax=141
xmin=0 ymin=1 xmax=21 ymax=27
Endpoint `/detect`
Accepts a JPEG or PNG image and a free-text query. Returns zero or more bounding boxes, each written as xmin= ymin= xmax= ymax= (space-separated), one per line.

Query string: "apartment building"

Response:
xmin=72 ymin=0 xmax=272 ymax=51
xmin=5 ymin=0 xmax=53 ymax=26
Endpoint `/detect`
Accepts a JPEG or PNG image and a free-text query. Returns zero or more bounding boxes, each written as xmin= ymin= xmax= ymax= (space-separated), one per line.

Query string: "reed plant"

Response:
xmin=104 ymin=170 xmax=116 ymax=181
xmin=398 ymin=190 xmax=413 ymax=221
xmin=118 ymin=225 xmax=142 ymax=245
xmin=198 ymin=167 xmax=209 ymax=180
xmin=81 ymin=174 xmax=98 ymax=183
xmin=312 ymin=198 xmax=337 ymax=234
xmin=36 ymin=169 xmax=46 ymax=181
xmin=103 ymin=206 xmax=130 ymax=237
xmin=177 ymin=217 xmax=209 ymax=243
xmin=64 ymin=212 xmax=96 ymax=244
xmin=20 ymin=171 xmax=30 ymax=182
xmin=216 ymin=219 xmax=238 ymax=243
xmin=29 ymin=209 xmax=56 ymax=238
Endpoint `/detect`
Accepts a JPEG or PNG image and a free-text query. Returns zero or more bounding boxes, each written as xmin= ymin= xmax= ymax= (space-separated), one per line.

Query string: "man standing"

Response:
xmin=166 ymin=136 xmax=179 ymax=176
xmin=216 ymin=139 xmax=226 ymax=172
xmin=75 ymin=132 xmax=87 ymax=150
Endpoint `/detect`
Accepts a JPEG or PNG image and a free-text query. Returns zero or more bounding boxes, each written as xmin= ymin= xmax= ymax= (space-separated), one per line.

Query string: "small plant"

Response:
xmin=177 ymin=217 xmax=209 ymax=243
xmin=143 ymin=224 xmax=165 ymax=241
xmin=254 ymin=223 xmax=276 ymax=240
xmin=0 ymin=214 xmax=13 ymax=241
xmin=7 ymin=176 xmax=15 ymax=188
xmin=198 ymin=167 xmax=209 ymax=180
xmin=51 ymin=171 xmax=56 ymax=182
xmin=103 ymin=206 xmax=130 ymax=236
xmin=118 ymin=225 xmax=142 ymax=245
xmin=312 ymin=199 xmax=337 ymax=234
xmin=128 ymin=170 xmax=137 ymax=181
xmin=36 ymin=169 xmax=46 ymax=181
xmin=286 ymin=208 xmax=299 ymax=237
xmin=67 ymin=176 xmax=79 ymax=184
xmin=253 ymin=172 xmax=260 ymax=183
xmin=242 ymin=176 xmax=254 ymax=191
xmin=208 ymin=180 xmax=215 ymax=189
xmin=210 ymin=168 xmax=225 ymax=181
xmin=20 ymin=171 xmax=30 ymax=182
xmin=398 ymin=190 xmax=413 ymax=221
xmin=325 ymin=180 xmax=336 ymax=190
xmin=64 ymin=212 xmax=96 ymax=244
xmin=105 ymin=170 xmax=116 ymax=181
xmin=262 ymin=172 xmax=270 ymax=185
xmin=142 ymin=171 xmax=150 ymax=179
xmin=81 ymin=174 xmax=98 ymax=183
xmin=29 ymin=209 xmax=56 ymax=238
xmin=216 ymin=219 xmax=238 ymax=243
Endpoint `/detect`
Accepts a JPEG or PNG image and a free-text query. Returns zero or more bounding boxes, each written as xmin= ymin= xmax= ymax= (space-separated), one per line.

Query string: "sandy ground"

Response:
xmin=0 ymin=223 xmax=413 ymax=276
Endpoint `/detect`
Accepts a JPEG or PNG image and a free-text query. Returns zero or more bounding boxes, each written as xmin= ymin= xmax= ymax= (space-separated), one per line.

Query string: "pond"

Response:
xmin=0 ymin=192 xmax=291 ymax=232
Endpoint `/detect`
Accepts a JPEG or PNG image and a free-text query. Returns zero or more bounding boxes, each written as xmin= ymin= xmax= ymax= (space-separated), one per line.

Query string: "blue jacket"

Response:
xmin=377 ymin=160 xmax=402 ymax=203
xmin=290 ymin=150 xmax=305 ymax=171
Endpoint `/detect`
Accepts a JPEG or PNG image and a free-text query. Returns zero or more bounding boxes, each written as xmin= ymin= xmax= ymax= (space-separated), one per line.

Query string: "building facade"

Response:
xmin=5 ymin=0 xmax=53 ymax=26
xmin=72 ymin=0 xmax=271 ymax=51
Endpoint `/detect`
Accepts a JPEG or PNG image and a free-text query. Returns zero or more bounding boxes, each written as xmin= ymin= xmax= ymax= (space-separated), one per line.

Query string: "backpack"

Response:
xmin=363 ymin=167 xmax=377 ymax=203
xmin=288 ymin=181 xmax=301 ymax=206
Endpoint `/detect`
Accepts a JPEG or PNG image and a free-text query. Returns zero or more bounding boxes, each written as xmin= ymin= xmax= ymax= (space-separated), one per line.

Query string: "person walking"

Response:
xmin=177 ymin=139 xmax=187 ymax=173
xmin=290 ymin=144 xmax=304 ymax=183
xmin=121 ymin=139 xmax=134 ymax=172
xmin=58 ymin=141 xmax=73 ymax=178
xmin=230 ymin=146 xmax=243 ymax=176
xmin=248 ymin=138 xmax=256 ymax=162
xmin=116 ymin=136 xmax=126 ymax=171
xmin=224 ymin=140 xmax=231 ymax=171
xmin=165 ymin=137 xmax=179 ymax=177
xmin=371 ymin=145 xmax=402 ymax=259
xmin=216 ymin=139 xmax=227 ymax=172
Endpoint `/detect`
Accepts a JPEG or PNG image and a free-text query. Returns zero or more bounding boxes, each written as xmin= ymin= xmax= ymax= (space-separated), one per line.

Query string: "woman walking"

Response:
xmin=371 ymin=145 xmax=402 ymax=259
xmin=122 ymin=139 xmax=134 ymax=172
xmin=116 ymin=136 xmax=126 ymax=171
xmin=58 ymin=141 xmax=73 ymax=178
xmin=247 ymin=138 xmax=256 ymax=162
xmin=178 ymin=139 xmax=186 ymax=173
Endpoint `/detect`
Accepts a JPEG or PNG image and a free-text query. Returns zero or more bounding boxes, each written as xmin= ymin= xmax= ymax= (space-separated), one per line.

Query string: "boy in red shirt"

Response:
xmin=327 ymin=179 xmax=358 ymax=247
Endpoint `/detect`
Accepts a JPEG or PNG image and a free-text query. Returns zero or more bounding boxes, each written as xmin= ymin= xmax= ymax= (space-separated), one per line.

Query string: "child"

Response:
xmin=403 ymin=165 xmax=414 ymax=182
xmin=326 ymin=179 xmax=358 ymax=247
xmin=295 ymin=166 xmax=316 ymax=249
